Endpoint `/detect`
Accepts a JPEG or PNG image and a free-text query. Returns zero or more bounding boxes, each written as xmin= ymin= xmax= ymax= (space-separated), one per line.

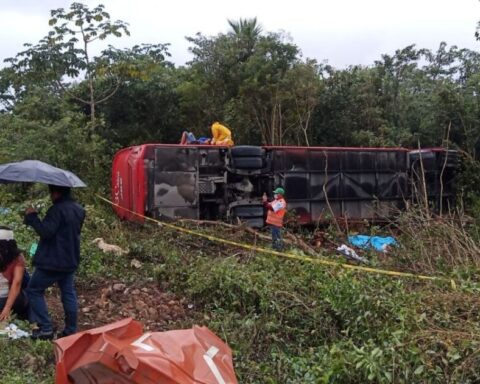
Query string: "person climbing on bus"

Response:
xmin=180 ymin=131 xmax=211 ymax=145
xmin=197 ymin=136 xmax=211 ymax=144
xmin=263 ymin=187 xmax=287 ymax=251
xmin=179 ymin=131 xmax=197 ymax=145
xmin=210 ymin=122 xmax=234 ymax=146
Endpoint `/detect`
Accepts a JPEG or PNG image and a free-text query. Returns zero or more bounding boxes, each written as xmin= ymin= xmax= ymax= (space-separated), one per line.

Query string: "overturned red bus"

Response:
xmin=112 ymin=144 xmax=457 ymax=226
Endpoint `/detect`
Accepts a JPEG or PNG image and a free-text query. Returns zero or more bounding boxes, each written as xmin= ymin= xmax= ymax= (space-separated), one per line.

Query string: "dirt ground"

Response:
xmin=45 ymin=279 xmax=194 ymax=333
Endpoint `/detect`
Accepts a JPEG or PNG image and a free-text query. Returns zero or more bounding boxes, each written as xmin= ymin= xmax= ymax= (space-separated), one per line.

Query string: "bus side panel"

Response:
xmin=112 ymin=146 xmax=147 ymax=222
xmin=270 ymin=148 xmax=409 ymax=223
xmin=151 ymin=146 xmax=199 ymax=219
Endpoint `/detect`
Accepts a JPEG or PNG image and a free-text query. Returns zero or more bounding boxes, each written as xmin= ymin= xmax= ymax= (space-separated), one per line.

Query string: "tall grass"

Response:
xmin=392 ymin=207 xmax=480 ymax=274
xmin=390 ymin=147 xmax=479 ymax=274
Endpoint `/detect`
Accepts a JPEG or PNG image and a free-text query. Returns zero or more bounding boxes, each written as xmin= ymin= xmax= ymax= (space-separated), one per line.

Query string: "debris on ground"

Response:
xmin=348 ymin=235 xmax=398 ymax=252
xmin=336 ymin=244 xmax=369 ymax=264
xmin=46 ymin=280 xmax=190 ymax=332
xmin=130 ymin=258 xmax=143 ymax=269
xmin=0 ymin=323 xmax=30 ymax=339
xmin=91 ymin=237 xmax=129 ymax=256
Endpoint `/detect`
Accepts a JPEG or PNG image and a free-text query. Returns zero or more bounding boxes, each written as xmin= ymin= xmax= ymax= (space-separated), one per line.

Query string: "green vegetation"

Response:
xmin=0 ymin=337 xmax=54 ymax=383
xmin=0 ymin=2 xmax=480 ymax=383
xmin=1 ymin=197 xmax=480 ymax=383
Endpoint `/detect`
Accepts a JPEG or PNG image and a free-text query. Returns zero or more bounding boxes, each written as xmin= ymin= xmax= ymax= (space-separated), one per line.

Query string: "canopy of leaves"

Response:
xmin=1 ymin=5 xmax=480 ymax=194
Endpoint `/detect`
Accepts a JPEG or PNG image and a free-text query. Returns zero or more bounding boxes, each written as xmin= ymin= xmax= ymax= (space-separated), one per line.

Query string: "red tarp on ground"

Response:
xmin=54 ymin=318 xmax=238 ymax=384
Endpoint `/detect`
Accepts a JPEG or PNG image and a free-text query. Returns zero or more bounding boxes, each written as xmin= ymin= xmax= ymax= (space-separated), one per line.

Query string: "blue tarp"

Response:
xmin=348 ymin=235 xmax=398 ymax=252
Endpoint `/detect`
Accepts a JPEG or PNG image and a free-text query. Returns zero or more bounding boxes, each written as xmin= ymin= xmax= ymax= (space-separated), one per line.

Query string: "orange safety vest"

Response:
xmin=266 ymin=198 xmax=287 ymax=228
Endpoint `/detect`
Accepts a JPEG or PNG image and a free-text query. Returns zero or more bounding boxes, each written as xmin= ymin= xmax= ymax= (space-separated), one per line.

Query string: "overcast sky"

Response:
xmin=1 ymin=0 xmax=479 ymax=68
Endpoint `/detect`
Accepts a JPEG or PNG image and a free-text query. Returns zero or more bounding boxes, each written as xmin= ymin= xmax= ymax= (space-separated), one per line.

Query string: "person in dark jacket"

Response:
xmin=24 ymin=184 xmax=85 ymax=340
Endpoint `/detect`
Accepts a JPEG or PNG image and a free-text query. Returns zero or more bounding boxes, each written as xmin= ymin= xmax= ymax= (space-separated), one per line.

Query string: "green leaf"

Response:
xmin=414 ymin=365 xmax=424 ymax=375
xmin=449 ymin=353 xmax=461 ymax=362
xmin=371 ymin=347 xmax=381 ymax=357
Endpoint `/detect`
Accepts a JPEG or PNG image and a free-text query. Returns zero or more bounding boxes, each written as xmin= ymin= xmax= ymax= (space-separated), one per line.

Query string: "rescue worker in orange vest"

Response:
xmin=211 ymin=122 xmax=234 ymax=146
xmin=263 ymin=187 xmax=287 ymax=251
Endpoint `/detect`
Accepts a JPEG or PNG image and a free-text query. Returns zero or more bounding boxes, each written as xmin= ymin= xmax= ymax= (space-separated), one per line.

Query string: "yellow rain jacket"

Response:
xmin=211 ymin=122 xmax=234 ymax=146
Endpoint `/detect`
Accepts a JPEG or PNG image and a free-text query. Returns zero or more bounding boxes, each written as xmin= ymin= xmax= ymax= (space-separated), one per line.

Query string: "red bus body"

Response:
xmin=112 ymin=144 xmax=457 ymax=225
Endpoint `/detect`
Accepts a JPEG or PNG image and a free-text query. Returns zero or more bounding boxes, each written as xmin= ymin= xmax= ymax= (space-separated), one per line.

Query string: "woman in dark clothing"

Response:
xmin=0 ymin=227 xmax=28 ymax=321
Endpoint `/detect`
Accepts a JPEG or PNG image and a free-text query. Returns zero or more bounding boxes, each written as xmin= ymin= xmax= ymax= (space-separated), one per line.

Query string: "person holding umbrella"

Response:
xmin=24 ymin=184 xmax=85 ymax=340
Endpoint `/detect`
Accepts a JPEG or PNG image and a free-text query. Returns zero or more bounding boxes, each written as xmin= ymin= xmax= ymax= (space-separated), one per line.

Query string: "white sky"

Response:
xmin=1 ymin=0 xmax=479 ymax=68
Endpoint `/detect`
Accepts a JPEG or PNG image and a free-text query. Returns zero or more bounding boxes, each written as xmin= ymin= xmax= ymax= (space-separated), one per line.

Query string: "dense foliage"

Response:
xmin=2 ymin=2 xmax=478 ymax=201
xmin=1 ymin=4 xmax=480 ymax=166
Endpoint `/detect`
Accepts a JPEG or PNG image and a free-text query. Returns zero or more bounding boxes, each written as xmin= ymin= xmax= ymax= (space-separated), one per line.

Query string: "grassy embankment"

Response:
xmin=0 ymin=193 xmax=479 ymax=383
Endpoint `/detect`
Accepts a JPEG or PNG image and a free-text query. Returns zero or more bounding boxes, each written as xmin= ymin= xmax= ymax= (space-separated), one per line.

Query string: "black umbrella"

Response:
xmin=0 ymin=160 xmax=87 ymax=187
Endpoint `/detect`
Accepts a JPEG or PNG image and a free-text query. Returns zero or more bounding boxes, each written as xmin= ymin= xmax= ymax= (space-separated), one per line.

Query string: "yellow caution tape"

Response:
xmin=96 ymin=195 xmax=457 ymax=288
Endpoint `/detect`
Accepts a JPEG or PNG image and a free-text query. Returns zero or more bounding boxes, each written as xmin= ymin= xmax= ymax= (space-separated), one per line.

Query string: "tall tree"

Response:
xmin=93 ymin=44 xmax=179 ymax=146
xmin=182 ymin=22 xmax=317 ymax=145
xmin=5 ymin=2 xmax=129 ymax=128
xmin=232 ymin=32 xmax=300 ymax=145
xmin=227 ymin=17 xmax=262 ymax=59
xmin=283 ymin=60 xmax=322 ymax=146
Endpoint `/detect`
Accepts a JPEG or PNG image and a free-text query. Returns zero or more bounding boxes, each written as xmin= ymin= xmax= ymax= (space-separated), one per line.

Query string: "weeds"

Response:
xmin=391 ymin=207 xmax=480 ymax=275
xmin=0 ymin=338 xmax=54 ymax=383
xmin=1 ymin=190 xmax=480 ymax=382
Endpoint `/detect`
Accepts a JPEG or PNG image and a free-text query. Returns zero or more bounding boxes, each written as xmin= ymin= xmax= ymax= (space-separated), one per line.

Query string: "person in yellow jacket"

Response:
xmin=211 ymin=122 xmax=234 ymax=146
xmin=263 ymin=187 xmax=287 ymax=251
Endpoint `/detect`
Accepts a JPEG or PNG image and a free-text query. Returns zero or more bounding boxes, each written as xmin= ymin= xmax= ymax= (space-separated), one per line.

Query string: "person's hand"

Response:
xmin=262 ymin=193 xmax=268 ymax=202
xmin=25 ymin=206 xmax=37 ymax=215
xmin=0 ymin=308 xmax=10 ymax=322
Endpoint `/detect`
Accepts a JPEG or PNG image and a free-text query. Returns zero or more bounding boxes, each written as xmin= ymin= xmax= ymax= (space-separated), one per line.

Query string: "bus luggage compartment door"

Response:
xmin=151 ymin=147 xmax=199 ymax=219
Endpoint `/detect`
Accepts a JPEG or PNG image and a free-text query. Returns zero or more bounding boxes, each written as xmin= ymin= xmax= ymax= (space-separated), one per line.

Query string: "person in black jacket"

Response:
xmin=24 ymin=185 xmax=85 ymax=340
